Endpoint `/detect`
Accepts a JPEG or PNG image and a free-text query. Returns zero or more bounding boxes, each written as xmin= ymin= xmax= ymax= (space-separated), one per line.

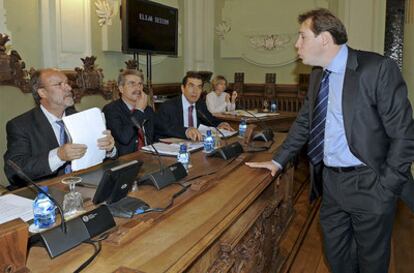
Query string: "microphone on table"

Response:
xmin=131 ymin=116 xmax=164 ymax=173
xmin=197 ymin=109 xmax=243 ymax=160
xmin=243 ymin=110 xmax=274 ymax=143
xmin=130 ymin=116 xmax=187 ymax=190
xmin=6 ymin=160 xmax=115 ymax=259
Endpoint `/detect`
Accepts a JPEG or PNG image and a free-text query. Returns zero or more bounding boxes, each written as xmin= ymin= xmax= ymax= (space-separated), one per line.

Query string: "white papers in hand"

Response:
xmin=0 ymin=194 xmax=34 ymax=224
xmin=198 ymin=124 xmax=238 ymax=138
xmin=63 ymin=107 xmax=106 ymax=171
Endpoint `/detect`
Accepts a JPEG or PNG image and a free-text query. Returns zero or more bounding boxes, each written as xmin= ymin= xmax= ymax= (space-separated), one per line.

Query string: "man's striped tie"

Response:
xmin=56 ymin=120 xmax=72 ymax=173
xmin=307 ymin=70 xmax=331 ymax=165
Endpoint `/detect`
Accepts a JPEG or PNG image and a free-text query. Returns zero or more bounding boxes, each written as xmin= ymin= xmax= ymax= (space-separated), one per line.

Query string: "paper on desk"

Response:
xmin=63 ymin=107 xmax=106 ymax=171
xmin=0 ymin=194 xmax=34 ymax=224
xmin=234 ymin=110 xmax=280 ymax=118
xmin=141 ymin=142 xmax=204 ymax=156
xmin=198 ymin=124 xmax=238 ymax=138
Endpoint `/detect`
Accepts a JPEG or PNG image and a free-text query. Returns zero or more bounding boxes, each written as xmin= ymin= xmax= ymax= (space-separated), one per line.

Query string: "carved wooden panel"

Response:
xmin=233 ymin=72 xmax=245 ymax=94
xmin=264 ymin=73 xmax=276 ymax=96
xmin=0 ymin=34 xmax=30 ymax=93
xmin=204 ymin=169 xmax=294 ymax=273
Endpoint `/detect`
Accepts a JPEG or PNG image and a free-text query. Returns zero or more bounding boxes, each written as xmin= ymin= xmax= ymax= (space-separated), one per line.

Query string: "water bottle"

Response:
xmin=203 ymin=130 xmax=215 ymax=153
xmin=33 ymin=186 xmax=56 ymax=229
xmin=239 ymin=119 xmax=247 ymax=137
xmin=177 ymin=143 xmax=190 ymax=171
xmin=271 ymin=100 xmax=278 ymax=113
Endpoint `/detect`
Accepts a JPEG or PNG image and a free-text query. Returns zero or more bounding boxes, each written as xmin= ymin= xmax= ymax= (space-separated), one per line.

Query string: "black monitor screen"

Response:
xmin=122 ymin=0 xmax=178 ymax=55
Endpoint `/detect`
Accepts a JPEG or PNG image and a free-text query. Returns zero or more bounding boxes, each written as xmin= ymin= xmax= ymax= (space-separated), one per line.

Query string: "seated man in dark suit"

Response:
xmin=103 ymin=69 xmax=155 ymax=156
xmin=3 ymin=68 xmax=116 ymax=189
xmin=156 ymin=72 xmax=233 ymax=141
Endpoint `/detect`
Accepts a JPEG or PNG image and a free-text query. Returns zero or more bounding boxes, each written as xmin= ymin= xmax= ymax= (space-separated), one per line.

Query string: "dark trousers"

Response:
xmin=320 ymin=166 xmax=397 ymax=273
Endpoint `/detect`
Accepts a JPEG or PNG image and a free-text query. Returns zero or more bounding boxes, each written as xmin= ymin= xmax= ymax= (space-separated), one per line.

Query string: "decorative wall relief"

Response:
xmin=248 ymin=34 xmax=292 ymax=52
xmin=95 ymin=0 xmax=117 ymax=27
xmin=218 ymin=0 xmax=329 ymax=67
xmin=216 ymin=21 xmax=231 ymax=40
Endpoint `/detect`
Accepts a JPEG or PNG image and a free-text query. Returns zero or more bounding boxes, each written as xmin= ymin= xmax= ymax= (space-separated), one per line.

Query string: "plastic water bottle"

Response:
xmin=271 ymin=100 xmax=278 ymax=113
xmin=203 ymin=130 xmax=215 ymax=153
xmin=239 ymin=119 xmax=247 ymax=137
xmin=33 ymin=186 xmax=56 ymax=229
xmin=177 ymin=143 xmax=190 ymax=171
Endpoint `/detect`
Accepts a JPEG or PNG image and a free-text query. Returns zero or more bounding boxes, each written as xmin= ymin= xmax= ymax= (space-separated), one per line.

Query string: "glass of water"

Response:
xmin=61 ymin=176 xmax=84 ymax=217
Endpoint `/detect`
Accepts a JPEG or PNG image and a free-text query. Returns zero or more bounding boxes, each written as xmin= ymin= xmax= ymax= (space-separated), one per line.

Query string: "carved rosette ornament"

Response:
xmin=0 ymin=33 xmax=30 ymax=92
xmin=248 ymin=34 xmax=292 ymax=51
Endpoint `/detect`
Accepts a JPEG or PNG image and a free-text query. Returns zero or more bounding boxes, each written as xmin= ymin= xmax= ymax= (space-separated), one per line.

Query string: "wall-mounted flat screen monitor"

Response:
xmin=121 ymin=0 xmax=178 ymax=56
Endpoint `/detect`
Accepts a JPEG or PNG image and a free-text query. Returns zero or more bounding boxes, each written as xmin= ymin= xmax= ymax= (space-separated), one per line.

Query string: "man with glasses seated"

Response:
xmin=3 ymin=68 xmax=116 ymax=189
xmin=103 ymin=69 xmax=155 ymax=156
xmin=155 ymin=71 xmax=233 ymax=141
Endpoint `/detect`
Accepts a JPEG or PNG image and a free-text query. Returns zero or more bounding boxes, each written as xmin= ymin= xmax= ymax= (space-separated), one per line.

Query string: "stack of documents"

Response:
xmin=141 ymin=142 xmax=204 ymax=156
xmin=0 ymin=194 xmax=34 ymax=224
xmin=198 ymin=124 xmax=238 ymax=138
xmin=224 ymin=110 xmax=280 ymax=118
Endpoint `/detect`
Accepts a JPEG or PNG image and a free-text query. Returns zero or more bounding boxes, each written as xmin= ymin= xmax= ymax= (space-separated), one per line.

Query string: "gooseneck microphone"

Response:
xmin=131 ymin=116 xmax=165 ymax=174
xmin=130 ymin=116 xmax=187 ymax=190
xmin=7 ymin=160 xmax=67 ymax=233
xmin=243 ymin=109 xmax=274 ymax=142
xmin=197 ymin=109 xmax=229 ymax=146
xmin=197 ymin=109 xmax=243 ymax=160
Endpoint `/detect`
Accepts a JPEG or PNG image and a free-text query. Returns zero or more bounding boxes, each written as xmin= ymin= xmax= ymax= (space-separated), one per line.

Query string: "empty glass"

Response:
xmin=61 ymin=176 xmax=84 ymax=217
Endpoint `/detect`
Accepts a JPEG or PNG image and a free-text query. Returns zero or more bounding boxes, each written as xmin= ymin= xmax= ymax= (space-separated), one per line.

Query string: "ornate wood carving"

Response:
xmin=72 ymin=56 xmax=113 ymax=102
xmin=233 ymin=72 xmax=244 ymax=94
xmin=0 ymin=33 xmax=30 ymax=93
xmin=264 ymin=73 xmax=276 ymax=96
xmin=125 ymin=59 xmax=139 ymax=70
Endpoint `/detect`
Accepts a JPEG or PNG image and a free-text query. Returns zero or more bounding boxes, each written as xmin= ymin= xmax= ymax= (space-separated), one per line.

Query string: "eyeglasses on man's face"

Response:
xmin=40 ymin=81 xmax=70 ymax=89
xmin=125 ymin=81 xmax=144 ymax=88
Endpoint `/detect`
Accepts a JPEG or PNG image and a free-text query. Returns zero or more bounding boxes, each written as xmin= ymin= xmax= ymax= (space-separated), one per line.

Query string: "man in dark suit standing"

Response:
xmin=4 ymin=68 xmax=116 ymax=189
xmin=246 ymin=9 xmax=414 ymax=273
xmin=155 ymin=72 xmax=234 ymax=141
xmin=103 ymin=69 xmax=155 ymax=156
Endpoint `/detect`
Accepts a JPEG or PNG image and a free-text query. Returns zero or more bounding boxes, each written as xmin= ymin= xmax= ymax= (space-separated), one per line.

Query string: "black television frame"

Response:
xmin=121 ymin=0 xmax=179 ymax=56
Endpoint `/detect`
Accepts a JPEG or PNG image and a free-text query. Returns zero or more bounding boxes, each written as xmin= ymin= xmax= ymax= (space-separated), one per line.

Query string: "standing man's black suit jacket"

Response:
xmin=3 ymin=106 xmax=77 ymax=188
xmin=102 ymin=99 xmax=155 ymax=156
xmin=273 ymin=47 xmax=414 ymax=210
xmin=155 ymin=96 xmax=222 ymax=140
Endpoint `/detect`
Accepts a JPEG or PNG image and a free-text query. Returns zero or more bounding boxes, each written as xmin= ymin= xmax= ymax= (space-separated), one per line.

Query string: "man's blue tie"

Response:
xmin=56 ymin=120 xmax=72 ymax=173
xmin=308 ymin=70 xmax=331 ymax=165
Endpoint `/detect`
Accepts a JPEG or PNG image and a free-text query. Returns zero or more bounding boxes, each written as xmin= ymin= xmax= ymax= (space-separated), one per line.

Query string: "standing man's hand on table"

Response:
xmin=245 ymin=161 xmax=279 ymax=177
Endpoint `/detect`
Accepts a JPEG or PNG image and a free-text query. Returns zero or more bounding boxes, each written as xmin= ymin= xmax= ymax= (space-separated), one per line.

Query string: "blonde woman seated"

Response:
xmin=206 ymin=75 xmax=237 ymax=113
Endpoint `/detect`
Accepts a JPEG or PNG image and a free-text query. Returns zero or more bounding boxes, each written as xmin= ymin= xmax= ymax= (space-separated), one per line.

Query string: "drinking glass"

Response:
xmin=61 ymin=176 xmax=84 ymax=217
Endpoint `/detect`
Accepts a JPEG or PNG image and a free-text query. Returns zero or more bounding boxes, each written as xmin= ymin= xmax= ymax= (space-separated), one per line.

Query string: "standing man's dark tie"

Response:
xmin=308 ymin=70 xmax=331 ymax=165
xmin=188 ymin=105 xmax=194 ymax=127
xmin=56 ymin=120 xmax=72 ymax=173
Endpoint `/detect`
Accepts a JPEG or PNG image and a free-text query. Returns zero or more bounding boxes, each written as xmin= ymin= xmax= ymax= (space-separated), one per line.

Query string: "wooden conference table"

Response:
xmin=214 ymin=111 xmax=297 ymax=132
xmin=24 ymin=134 xmax=295 ymax=273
